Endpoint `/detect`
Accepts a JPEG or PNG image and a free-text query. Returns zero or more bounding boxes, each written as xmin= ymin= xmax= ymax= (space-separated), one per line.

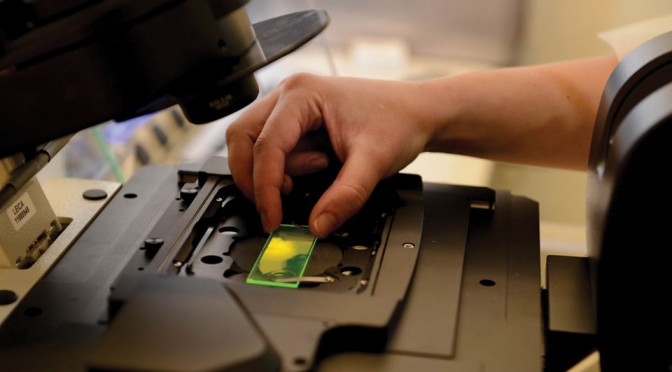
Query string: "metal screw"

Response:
xmin=403 ymin=242 xmax=415 ymax=249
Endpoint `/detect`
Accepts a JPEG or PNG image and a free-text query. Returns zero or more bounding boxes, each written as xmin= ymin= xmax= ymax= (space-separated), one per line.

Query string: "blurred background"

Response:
xmin=38 ymin=0 xmax=672 ymax=262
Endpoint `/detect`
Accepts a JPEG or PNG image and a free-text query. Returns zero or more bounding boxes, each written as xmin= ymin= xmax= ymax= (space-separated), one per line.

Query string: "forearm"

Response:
xmin=421 ymin=55 xmax=618 ymax=170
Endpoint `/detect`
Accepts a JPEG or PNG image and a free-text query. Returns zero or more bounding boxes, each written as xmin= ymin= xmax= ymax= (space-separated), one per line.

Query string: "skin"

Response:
xmin=225 ymin=55 xmax=618 ymax=238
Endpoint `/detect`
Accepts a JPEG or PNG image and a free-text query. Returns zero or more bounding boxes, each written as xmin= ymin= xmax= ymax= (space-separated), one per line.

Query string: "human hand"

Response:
xmin=225 ymin=73 xmax=435 ymax=238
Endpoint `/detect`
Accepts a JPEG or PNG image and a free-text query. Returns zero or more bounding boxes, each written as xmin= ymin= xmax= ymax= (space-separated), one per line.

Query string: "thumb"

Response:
xmin=308 ymin=155 xmax=383 ymax=237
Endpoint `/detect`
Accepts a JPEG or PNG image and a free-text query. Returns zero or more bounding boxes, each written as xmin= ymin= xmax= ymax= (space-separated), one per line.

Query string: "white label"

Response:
xmin=6 ymin=192 xmax=36 ymax=231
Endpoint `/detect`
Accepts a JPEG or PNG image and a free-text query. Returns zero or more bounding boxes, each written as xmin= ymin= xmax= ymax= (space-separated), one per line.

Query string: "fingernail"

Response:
xmin=313 ymin=213 xmax=337 ymax=238
xmin=281 ymin=176 xmax=292 ymax=195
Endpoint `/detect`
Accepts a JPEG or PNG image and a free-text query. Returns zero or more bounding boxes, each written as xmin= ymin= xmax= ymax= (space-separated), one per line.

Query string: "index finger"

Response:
xmin=252 ymin=86 xmax=325 ymax=232
xmin=226 ymin=89 xmax=281 ymax=202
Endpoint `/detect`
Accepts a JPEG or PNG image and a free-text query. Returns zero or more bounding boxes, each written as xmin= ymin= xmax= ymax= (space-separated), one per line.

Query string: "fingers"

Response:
xmin=228 ymin=74 xmax=332 ymax=233
xmin=228 ymin=113 xmax=329 ymax=200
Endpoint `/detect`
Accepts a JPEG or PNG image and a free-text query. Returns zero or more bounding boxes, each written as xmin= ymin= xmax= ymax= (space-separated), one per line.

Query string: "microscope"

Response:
xmin=0 ymin=1 xmax=670 ymax=371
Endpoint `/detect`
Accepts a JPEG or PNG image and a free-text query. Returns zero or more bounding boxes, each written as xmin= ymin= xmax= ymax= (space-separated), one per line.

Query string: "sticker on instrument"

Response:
xmin=7 ymin=193 xmax=36 ymax=231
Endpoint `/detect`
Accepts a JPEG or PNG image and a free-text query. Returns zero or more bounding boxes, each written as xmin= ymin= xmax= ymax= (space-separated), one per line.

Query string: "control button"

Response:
xmin=83 ymin=189 xmax=108 ymax=201
xmin=180 ymin=186 xmax=199 ymax=202
xmin=0 ymin=290 xmax=18 ymax=305
xmin=143 ymin=237 xmax=164 ymax=260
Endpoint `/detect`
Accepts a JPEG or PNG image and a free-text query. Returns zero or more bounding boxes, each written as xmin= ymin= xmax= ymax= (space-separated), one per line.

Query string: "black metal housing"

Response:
xmin=0 ymin=0 xmax=328 ymax=157
xmin=587 ymin=30 xmax=672 ymax=371
xmin=0 ymin=157 xmax=543 ymax=371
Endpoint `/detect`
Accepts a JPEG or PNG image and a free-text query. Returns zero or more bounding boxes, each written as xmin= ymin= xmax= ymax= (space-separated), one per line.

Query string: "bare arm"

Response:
xmin=423 ymin=55 xmax=618 ymax=169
